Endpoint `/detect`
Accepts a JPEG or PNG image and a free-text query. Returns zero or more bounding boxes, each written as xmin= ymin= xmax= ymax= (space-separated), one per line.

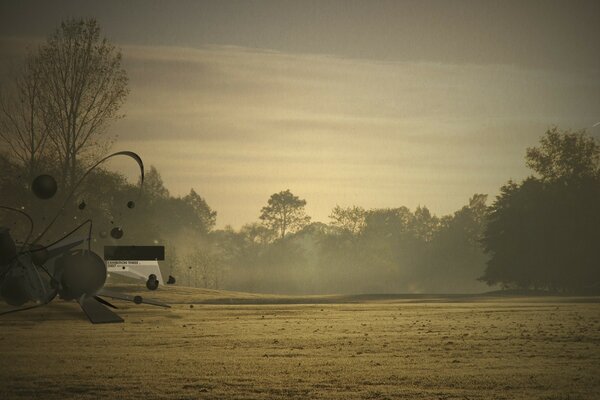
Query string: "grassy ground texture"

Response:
xmin=1 ymin=285 xmax=599 ymax=399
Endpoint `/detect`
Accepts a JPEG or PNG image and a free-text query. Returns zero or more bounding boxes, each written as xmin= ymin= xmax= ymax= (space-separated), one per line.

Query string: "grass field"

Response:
xmin=1 ymin=285 xmax=599 ymax=399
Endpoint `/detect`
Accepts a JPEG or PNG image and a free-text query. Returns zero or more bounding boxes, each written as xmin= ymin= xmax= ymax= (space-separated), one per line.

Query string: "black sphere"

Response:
xmin=133 ymin=295 xmax=143 ymax=304
xmin=32 ymin=174 xmax=57 ymax=200
xmin=78 ymin=201 xmax=86 ymax=210
xmin=127 ymin=201 xmax=135 ymax=209
xmin=146 ymin=277 xmax=159 ymax=290
xmin=110 ymin=227 xmax=124 ymax=239
xmin=54 ymin=250 xmax=106 ymax=300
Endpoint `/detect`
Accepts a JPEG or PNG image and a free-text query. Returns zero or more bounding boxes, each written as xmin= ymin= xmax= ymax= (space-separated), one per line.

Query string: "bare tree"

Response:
xmin=184 ymin=249 xmax=224 ymax=289
xmin=35 ymin=18 xmax=129 ymax=188
xmin=0 ymin=56 xmax=49 ymax=180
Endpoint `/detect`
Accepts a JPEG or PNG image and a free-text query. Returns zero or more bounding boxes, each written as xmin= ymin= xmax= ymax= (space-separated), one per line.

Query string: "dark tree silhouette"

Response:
xmin=481 ymin=128 xmax=600 ymax=292
xmin=183 ymin=189 xmax=217 ymax=233
xmin=259 ymin=189 xmax=311 ymax=239
xmin=526 ymin=127 xmax=600 ymax=181
xmin=0 ymin=57 xmax=49 ymax=180
xmin=34 ymin=18 xmax=128 ymax=189
xmin=328 ymin=205 xmax=366 ymax=235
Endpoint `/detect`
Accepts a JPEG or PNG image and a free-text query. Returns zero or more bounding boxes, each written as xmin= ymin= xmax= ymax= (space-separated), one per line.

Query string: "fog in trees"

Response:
xmin=1 ymin=18 xmax=598 ymax=296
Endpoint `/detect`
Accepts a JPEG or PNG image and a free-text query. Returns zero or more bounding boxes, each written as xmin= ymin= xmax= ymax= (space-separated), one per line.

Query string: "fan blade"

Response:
xmin=98 ymin=288 xmax=171 ymax=308
xmin=78 ymin=296 xmax=123 ymax=324
xmin=45 ymin=239 xmax=85 ymax=260
xmin=94 ymin=296 xmax=118 ymax=309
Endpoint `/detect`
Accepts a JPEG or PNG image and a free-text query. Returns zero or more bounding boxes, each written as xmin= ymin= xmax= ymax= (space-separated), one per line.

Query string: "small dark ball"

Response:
xmin=110 ymin=227 xmax=124 ymax=239
xmin=32 ymin=174 xmax=57 ymax=200
xmin=133 ymin=295 xmax=143 ymax=304
xmin=78 ymin=201 xmax=86 ymax=210
xmin=127 ymin=201 xmax=135 ymax=209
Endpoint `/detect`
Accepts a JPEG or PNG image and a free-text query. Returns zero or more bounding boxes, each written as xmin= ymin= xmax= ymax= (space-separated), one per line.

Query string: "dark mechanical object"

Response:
xmin=0 ymin=225 xmax=169 ymax=323
xmin=0 ymin=151 xmax=171 ymax=324
xmin=146 ymin=274 xmax=159 ymax=290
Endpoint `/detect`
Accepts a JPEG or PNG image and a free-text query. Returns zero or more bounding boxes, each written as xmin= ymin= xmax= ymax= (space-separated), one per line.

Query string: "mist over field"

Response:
xmin=0 ymin=1 xmax=599 ymax=296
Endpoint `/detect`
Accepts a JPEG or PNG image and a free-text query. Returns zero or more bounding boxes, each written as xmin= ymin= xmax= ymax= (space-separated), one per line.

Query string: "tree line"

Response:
xmin=1 ymin=19 xmax=598 ymax=294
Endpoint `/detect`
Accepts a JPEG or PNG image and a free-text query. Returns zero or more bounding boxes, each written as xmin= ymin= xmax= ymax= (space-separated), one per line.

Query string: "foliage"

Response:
xmin=526 ymin=127 xmax=600 ymax=181
xmin=0 ymin=18 xmax=129 ymax=190
xmin=481 ymin=129 xmax=600 ymax=293
xmin=259 ymin=189 xmax=311 ymax=240
xmin=183 ymin=189 xmax=217 ymax=233
xmin=219 ymin=195 xmax=490 ymax=294
xmin=329 ymin=205 xmax=366 ymax=234
xmin=3 ymin=18 xmax=593 ymax=294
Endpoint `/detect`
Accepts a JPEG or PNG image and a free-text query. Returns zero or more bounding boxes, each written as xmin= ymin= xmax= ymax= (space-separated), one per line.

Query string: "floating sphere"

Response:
xmin=127 ymin=201 xmax=135 ymax=209
xmin=54 ymin=250 xmax=106 ymax=300
xmin=78 ymin=201 xmax=86 ymax=210
xmin=110 ymin=227 xmax=124 ymax=239
xmin=32 ymin=174 xmax=57 ymax=200
xmin=133 ymin=295 xmax=143 ymax=304
xmin=146 ymin=274 xmax=158 ymax=290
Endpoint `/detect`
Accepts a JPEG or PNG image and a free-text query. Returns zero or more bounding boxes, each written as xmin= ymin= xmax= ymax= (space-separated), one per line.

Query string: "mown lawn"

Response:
xmin=1 ymin=286 xmax=599 ymax=399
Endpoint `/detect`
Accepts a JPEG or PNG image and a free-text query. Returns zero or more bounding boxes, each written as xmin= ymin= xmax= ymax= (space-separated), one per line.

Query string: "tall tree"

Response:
xmin=526 ymin=127 xmax=600 ymax=181
xmin=329 ymin=205 xmax=366 ymax=235
xmin=259 ymin=189 xmax=311 ymax=239
xmin=0 ymin=55 xmax=49 ymax=180
xmin=143 ymin=166 xmax=170 ymax=201
xmin=481 ymin=129 xmax=600 ymax=292
xmin=183 ymin=188 xmax=217 ymax=233
xmin=35 ymin=18 xmax=129 ymax=188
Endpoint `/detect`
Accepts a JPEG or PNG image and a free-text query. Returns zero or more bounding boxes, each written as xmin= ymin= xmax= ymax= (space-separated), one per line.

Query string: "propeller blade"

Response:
xmin=78 ymin=296 xmax=123 ymax=324
xmin=45 ymin=238 xmax=85 ymax=260
xmin=98 ymin=288 xmax=171 ymax=308
xmin=94 ymin=296 xmax=118 ymax=309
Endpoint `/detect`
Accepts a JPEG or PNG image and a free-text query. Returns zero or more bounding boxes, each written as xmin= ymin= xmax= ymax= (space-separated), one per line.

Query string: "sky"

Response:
xmin=1 ymin=0 xmax=599 ymax=228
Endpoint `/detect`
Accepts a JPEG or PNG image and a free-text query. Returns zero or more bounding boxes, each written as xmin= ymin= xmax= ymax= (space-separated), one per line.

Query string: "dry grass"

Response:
xmin=1 ymin=285 xmax=599 ymax=399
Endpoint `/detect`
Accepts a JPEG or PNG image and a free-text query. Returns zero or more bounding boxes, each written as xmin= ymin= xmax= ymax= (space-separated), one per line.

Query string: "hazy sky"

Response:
xmin=1 ymin=1 xmax=599 ymax=227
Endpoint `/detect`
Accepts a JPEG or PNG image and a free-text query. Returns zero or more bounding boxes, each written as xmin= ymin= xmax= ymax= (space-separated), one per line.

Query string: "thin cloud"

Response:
xmin=1 ymin=39 xmax=598 ymax=226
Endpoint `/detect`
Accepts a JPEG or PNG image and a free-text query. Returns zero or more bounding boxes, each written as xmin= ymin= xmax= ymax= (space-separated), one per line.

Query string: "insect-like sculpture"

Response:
xmin=0 ymin=151 xmax=169 ymax=323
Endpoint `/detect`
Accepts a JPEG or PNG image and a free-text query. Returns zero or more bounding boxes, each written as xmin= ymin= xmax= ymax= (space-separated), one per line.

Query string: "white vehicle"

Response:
xmin=104 ymin=246 xmax=167 ymax=290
